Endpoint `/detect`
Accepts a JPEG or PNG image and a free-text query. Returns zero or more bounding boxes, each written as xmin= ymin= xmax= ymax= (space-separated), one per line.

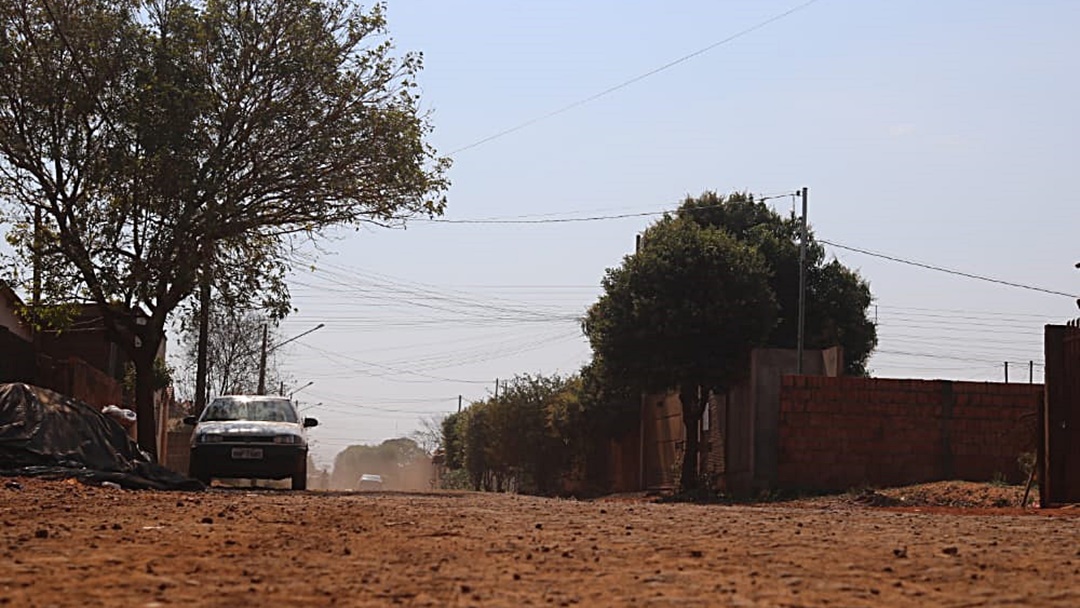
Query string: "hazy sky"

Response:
xmin=267 ymin=0 xmax=1080 ymax=467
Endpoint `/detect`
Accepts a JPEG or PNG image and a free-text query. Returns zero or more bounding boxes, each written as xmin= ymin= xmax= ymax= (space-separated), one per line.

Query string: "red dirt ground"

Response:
xmin=1 ymin=478 xmax=1077 ymax=606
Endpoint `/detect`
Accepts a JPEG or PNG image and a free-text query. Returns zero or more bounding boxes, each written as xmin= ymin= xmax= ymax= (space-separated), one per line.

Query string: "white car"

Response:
xmin=358 ymin=474 xmax=384 ymax=490
xmin=185 ymin=395 xmax=318 ymax=490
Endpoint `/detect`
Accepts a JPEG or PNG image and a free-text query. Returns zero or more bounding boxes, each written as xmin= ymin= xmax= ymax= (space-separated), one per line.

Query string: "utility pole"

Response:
xmin=796 ymin=186 xmax=808 ymax=374
xmin=458 ymin=395 xmax=462 ymax=413
xmin=31 ymin=206 xmax=41 ymax=349
xmin=494 ymin=378 xmax=499 ymax=399
xmin=257 ymin=324 xmax=268 ymax=395
xmin=31 ymin=207 xmax=41 ymax=308
xmin=1004 ymin=361 xmax=1009 ymax=383
xmin=194 ymin=276 xmax=211 ymax=414
xmin=195 ymin=204 xmax=217 ymax=414
xmin=257 ymin=323 xmax=324 ymax=396
xmin=1029 ymin=360 xmax=1034 ymax=384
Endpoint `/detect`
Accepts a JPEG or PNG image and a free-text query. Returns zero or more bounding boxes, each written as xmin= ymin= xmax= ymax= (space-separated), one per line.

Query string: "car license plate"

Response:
xmin=231 ymin=447 xmax=263 ymax=460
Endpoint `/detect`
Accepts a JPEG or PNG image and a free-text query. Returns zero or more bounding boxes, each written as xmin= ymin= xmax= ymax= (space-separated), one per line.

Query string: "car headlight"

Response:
xmin=273 ymin=435 xmax=302 ymax=444
xmin=196 ymin=434 xmax=224 ymax=444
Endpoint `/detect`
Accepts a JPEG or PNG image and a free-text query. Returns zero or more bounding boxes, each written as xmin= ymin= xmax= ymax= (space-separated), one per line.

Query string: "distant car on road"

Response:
xmin=185 ymin=395 xmax=318 ymax=490
xmin=358 ymin=474 xmax=384 ymax=491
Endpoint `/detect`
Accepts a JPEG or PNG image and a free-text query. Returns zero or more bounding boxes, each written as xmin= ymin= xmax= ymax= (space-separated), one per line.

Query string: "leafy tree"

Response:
xmin=0 ymin=0 xmax=448 ymax=457
xmin=487 ymin=374 xmax=575 ymax=494
xmin=584 ymin=216 xmax=778 ymax=490
xmin=577 ymin=357 xmax=638 ymax=438
xmin=462 ymin=402 xmax=495 ymax=491
xmin=440 ymin=411 xmax=467 ymax=470
xmin=438 ymin=374 xmax=585 ymax=495
xmin=679 ymin=192 xmax=877 ymax=374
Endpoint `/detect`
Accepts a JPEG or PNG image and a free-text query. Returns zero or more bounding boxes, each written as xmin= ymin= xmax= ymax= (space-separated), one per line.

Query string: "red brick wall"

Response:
xmin=777 ymin=376 xmax=1040 ymax=491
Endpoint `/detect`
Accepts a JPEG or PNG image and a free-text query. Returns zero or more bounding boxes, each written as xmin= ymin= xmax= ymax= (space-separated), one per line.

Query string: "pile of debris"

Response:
xmin=0 ymin=383 xmax=202 ymax=491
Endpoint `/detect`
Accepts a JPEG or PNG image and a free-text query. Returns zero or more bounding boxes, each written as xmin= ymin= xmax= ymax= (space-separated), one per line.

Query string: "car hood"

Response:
xmin=194 ymin=421 xmax=303 ymax=436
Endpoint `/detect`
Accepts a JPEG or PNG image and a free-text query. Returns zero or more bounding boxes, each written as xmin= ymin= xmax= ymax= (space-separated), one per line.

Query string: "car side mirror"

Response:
xmin=183 ymin=416 xmax=198 ymax=425
xmin=303 ymin=417 xmax=319 ymax=428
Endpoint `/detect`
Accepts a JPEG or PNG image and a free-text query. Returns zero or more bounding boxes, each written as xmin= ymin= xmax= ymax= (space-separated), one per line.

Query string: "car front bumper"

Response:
xmin=191 ymin=444 xmax=307 ymax=480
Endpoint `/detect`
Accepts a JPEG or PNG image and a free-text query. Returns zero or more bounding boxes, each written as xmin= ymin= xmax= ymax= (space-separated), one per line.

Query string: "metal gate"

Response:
xmin=1041 ymin=324 xmax=1080 ymax=506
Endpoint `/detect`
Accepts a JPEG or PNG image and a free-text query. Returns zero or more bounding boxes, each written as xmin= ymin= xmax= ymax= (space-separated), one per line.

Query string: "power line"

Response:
xmin=410 ymin=201 xmax=1078 ymax=302
xmin=820 ymin=239 xmax=1078 ymax=299
xmin=411 ymin=207 xmax=1077 ymax=301
xmin=297 ymin=342 xmax=489 ymax=385
xmin=876 ymin=304 xmax=1057 ymax=320
xmin=448 ymin=0 xmax=822 ymax=155
xmin=422 ymin=210 xmax=668 ymax=225
xmin=874 ymin=349 xmax=1043 ymax=366
xmin=419 ymin=193 xmax=796 ymax=225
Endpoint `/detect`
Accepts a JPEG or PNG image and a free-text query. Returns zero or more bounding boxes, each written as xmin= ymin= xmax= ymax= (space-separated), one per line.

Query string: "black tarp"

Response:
xmin=0 ymin=383 xmax=203 ymax=491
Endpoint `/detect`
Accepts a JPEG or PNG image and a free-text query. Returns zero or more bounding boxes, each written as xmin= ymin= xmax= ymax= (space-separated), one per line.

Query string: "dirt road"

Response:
xmin=1 ymin=478 xmax=1077 ymax=607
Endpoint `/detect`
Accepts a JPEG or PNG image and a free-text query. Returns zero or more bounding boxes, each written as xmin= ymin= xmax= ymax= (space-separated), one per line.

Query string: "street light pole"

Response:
xmin=257 ymin=323 xmax=325 ymax=395
xmin=289 ymin=381 xmax=314 ymax=398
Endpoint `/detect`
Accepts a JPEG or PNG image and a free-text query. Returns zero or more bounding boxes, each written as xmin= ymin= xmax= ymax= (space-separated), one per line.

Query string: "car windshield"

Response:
xmin=201 ymin=397 xmax=298 ymax=423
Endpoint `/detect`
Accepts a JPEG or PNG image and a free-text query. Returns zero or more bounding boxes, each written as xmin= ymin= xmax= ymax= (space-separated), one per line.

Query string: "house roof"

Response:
xmin=0 ymin=280 xmax=26 ymax=310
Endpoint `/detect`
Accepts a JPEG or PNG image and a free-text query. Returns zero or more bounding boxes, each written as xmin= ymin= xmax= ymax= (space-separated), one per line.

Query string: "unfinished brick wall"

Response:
xmin=777 ymin=376 xmax=1040 ymax=491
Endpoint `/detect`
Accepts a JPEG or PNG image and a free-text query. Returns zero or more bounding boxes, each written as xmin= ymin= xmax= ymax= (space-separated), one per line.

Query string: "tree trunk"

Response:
xmin=679 ymin=385 xmax=703 ymax=492
xmin=133 ymin=348 xmax=159 ymax=462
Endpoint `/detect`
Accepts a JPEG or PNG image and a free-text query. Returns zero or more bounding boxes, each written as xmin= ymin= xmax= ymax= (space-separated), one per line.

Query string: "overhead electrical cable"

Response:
xmin=820 ymin=239 xmax=1078 ymax=299
xmin=449 ymin=0 xmax=823 ymax=155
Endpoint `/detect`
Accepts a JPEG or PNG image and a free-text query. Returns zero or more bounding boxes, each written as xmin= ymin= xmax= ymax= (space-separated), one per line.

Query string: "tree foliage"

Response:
xmin=0 ymin=0 xmax=448 ymax=456
xmin=678 ymin=192 xmax=877 ymax=374
xmin=431 ymin=193 xmax=878 ymax=497
xmin=585 ymin=216 xmax=778 ymax=394
xmin=581 ymin=191 xmax=878 ymax=491
xmin=440 ymin=411 xmax=467 ymax=471
xmin=584 ymin=215 xmax=779 ymax=489
xmin=438 ymin=374 xmax=585 ymax=495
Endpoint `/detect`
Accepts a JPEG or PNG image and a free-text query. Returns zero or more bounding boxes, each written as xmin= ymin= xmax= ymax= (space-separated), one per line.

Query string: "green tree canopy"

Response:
xmin=584 ymin=216 xmax=778 ymax=489
xmin=582 ymin=191 xmax=878 ymax=491
xmin=678 ymin=191 xmax=877 ymax=374
xmin=439 ymin=374 xmax=585 ymax=495
xmin=0 ymin=0 xmax=448 ymax=456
